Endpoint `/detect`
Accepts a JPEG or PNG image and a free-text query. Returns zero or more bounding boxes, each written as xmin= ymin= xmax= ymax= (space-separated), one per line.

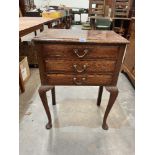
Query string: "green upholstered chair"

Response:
xmin=95 ymin=18 xmax=111 ymax=30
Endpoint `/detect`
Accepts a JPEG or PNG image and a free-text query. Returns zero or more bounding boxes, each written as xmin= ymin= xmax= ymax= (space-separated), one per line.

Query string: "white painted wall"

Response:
xmin=34 ymin=0 xmax=89 ymax=22
xmin=34 ymin=0 xmax=89 ymax=8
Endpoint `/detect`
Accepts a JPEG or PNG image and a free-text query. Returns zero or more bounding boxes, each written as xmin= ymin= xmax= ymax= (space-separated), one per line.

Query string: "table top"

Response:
xmin=33 ymin=29 xmax=129 ymax=44
xmin=19 ymin=17 xmax=57 ymax=37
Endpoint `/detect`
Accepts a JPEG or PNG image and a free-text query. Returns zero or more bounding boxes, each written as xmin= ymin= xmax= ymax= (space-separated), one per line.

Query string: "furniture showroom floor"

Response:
xmin=19 ymin=68 xmax=134 ymax=155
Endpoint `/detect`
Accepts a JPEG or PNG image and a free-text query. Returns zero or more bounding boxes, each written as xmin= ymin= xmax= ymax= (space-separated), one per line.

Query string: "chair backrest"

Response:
xmin=96 ymin=18 xmax=111 ymax=27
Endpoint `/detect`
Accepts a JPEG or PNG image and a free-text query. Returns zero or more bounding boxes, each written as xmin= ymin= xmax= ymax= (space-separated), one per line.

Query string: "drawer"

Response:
xmin=44 ymin=60 xmax=116 ymax=73
xmin=45 ymin=74 xmax=113 ymax=85
xmin=41 ymin=44 xmax=120 ymax=59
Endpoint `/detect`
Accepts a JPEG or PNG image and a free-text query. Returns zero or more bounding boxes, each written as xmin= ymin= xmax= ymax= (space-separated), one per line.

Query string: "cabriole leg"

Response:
xmin=38 ymin=85 xmax=54 ymax=129
xmin=102 ymin=86 xmax=118 ymax=130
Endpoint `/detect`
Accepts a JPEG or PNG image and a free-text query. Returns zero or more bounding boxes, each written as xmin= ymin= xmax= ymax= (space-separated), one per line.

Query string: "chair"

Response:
xmin=95 ymin=18 xmax=111 ymax=30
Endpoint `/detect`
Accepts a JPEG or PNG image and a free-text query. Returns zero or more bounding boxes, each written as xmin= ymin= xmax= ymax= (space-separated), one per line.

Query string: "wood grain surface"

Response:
xmin=46 ymin=74 xmax=113 ymax=85
xmin=33 ymin=29 xmax=129 ymax=44
xmin=44 ymin=59 xmax=116 ymax=73
xmin=40 ymin=44 xmax=120 ymax=59
xmin=19 ymin=17 xmax=59 ymax=37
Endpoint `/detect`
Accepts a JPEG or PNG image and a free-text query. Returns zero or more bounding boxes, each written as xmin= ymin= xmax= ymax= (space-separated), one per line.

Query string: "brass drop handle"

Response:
xmin=73 ymin=77 xmax=86 ymax=85
xmin=73 ymin=49 xmax=88 ymax=58
xmin=73 ymin=64 xmax=87 ymax=73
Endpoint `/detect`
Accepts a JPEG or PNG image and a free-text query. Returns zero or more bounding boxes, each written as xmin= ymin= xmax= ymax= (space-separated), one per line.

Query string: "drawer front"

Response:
xmin=45 ymin=74 xmax=113 ymax=85
xmin=45 ymin=60 xmax=116 ymax=73
xmin=41 ymin=44 xmax=119 ymax=59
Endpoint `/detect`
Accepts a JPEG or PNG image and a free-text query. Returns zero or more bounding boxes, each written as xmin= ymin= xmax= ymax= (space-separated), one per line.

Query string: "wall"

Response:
xmin=34 ymin=0 xmax=89 ymax=22
xmin=34 ymin=0 xmax=113 ymax=22
xmin=34 ymin=0 xmax=89 ymax=8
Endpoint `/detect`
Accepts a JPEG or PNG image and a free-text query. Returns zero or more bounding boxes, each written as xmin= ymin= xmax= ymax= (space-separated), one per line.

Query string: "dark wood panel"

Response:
xmin=45 ymin=74 xmax=113 ymax=85
xmin=44 ymin=59 xmax=116 ymax=73
xmin=41 ymin=44 xmax=120 ymax=59
xmin=122 ymin=17 xmax=135 ymax=86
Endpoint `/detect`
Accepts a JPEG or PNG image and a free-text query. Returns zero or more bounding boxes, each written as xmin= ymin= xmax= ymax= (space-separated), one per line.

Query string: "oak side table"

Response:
xmin=32 ymin=29 xmax=129 ymax=130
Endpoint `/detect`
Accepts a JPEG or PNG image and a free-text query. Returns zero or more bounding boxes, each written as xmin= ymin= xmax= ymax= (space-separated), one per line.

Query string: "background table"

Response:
xmin=19 ymin=17 xmax=57 ymax=37
xmin=19 ymin=17 xmax=55 ymax=93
